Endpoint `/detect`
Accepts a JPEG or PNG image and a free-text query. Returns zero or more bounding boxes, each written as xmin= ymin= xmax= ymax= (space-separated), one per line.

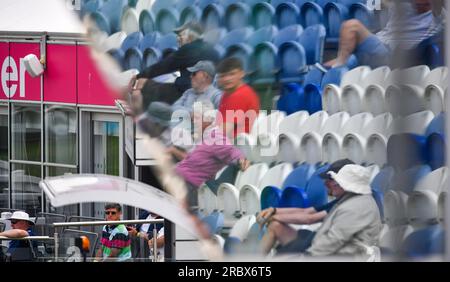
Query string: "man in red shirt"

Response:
xmin=216 ymin=58 xmax=260 ymax=139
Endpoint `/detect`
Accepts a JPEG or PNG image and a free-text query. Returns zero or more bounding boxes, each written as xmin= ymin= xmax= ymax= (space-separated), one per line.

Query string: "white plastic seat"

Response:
xmin=228 ymin=215 xmax=256 ymax=241
xmin=121 ymin=8 xmax=140 ymax=34
xmin=217 ymin=163 xmax=269 ymax=225
xmin=438 ymin=190 xmax=446 ymax=223
xmin=424 ymin=67 xmax=449 ymax=115
xmin=198 ymin=183 xmax=218 ymax=217
xmin=342 ymin=66 xmax=390 ymax=116
xmin=252 ymin=111 xmax=286 ymax=163
xmin=239 ymin=163 xmax=293 ymax=217
xmin=384 ymin=189 xmax=409 ymax=227
xmin=278 ymin=111 xmax=328 ymax=163
xmin=101 ymin=31 xmax=127 ymax=52
xmin=384 ymin=65 xmax=431 ymax=116
xmin=379 ymin=224 xmax=414 ymax=252
xmin=322 ymin=66 xmax=371 ymax=115
xmin=389 ymin=110 xmax=435 ymax=135
xmin=367 ymin=164 xmax=380 ymax=182
xmin=236 ymin=111 xmax=285 ymax=162
xmin=342 ymin=112 xmax=393 ymax=165
xmin=322 ymin=112 xmax=373 ymax=163
xmin=300 ymin=112 xmax=350 ymax=164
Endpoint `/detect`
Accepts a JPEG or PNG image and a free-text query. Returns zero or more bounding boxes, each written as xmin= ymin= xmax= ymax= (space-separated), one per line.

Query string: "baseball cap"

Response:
xmin=187 ymin=60 xmax=216 ymax=78
xmin=319 ymin=159 xmax=355 ymax=179
xmin=173 ymin=21 xmax=204 ymax=35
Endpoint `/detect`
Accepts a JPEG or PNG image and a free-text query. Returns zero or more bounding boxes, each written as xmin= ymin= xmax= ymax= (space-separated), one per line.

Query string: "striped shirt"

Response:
xmin=100 ymin=224 xmax=131 ymax=261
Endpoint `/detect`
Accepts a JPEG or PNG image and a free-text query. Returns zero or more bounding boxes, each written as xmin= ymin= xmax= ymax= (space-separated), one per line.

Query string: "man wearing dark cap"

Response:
xmin=172 ymin=60 xmax=222 ymax=113
xmin=130 ymin=21 xmax=220 ymax=113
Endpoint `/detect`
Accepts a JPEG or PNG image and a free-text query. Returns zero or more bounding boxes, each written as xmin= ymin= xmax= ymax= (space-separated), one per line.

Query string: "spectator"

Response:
xmin=131 ymin=21 xmax=220 ymax=111
xmin=95 ymin=203 xmax=131 ymax=262
xmin=260 ymin=161 xmax=382 ymax=258
xmin=0 ymin=211 xmax=35 ymax=261
xmin=148 ymin=226 xmax=165 ymax=262
xmin=172 ymin=60 xmax=222 ymax=113
xmin=127 ymin=211 xmax=163 ymax=242
xmin=216 ymin=57 xmax=260 ymax=139
xmin=325 ymin=0 xmax=444 ymax=68
xmin=175 ymin=102 xmax=250 ymax=208
xmin=137 ymin=101 xmax=194 ymax=161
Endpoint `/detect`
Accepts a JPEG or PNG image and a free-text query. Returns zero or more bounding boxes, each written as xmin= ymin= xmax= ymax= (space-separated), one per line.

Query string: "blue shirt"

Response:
xmin=172 ymin=85 xmax=222 ymax=113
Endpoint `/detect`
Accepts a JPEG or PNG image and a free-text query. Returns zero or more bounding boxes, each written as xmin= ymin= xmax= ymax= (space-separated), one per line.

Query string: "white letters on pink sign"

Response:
xmin=1 ymin=56 xmax=27 ymax=98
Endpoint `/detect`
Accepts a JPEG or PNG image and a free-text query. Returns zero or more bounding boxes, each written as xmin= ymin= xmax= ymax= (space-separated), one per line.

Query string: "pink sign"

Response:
xmin=77 ymin=45 xmax=121 ymax=106
xmin=44 ymin=44 xmax=77 ymax=103
xmin=0 ymin=42 xmax=9 ymax=101
xmin=8 ymin=42 xmax=41 ymax=101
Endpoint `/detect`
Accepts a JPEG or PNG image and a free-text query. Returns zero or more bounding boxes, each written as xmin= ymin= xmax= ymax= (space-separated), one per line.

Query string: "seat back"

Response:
xmin=248 ymin=25 xmax=278 ymax=47
xmin=273 ymin=24 xmax=303 ymax=47
xmin=275 ymin=2 xmax=300 ymax=29
xmin=201 ymin=3 xmax=225 ymax=31
xmin=278 ymin=111 xmax=310 ymax=136
xmin=361 ymin=66 xmax=390 ymax=89
xmin=282 ymin=163 xmax=316 ymax=189
xmin=235 ymin=163 xmax=269 ymax=190
xmin=251 ymin=2 xmax=276 ymax=29
xmin=258 ymin=163 xmax=293 ymax=190
xmin=225 ymin=2 xmax=251 ymax=30
xmin=298 ymin=24 xmax=326 ymax=64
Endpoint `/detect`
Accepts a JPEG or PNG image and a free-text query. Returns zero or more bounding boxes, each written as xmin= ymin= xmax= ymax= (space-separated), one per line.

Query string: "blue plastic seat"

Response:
xmin=277 ymin=41 xmax=307 ymax=83
xmin=277 ymin=83 xmax=306 ymax=114
xmin=80 ymin=0 xmax=103 ymax=18
xmin=391 ymin=165 xmax=432 ymax=195
xmin=106 ymin=48 xmax=125 ymax=69
xmin=121 ymin=31 xmax=144 ymax=52
xmin=425 ymin=112 xmax=445 ymax=137
xmin=250 ymin=42 xmax=278 ymax=84
xmin=155 ymin=9 xmax=179 ymax=34
xmin=300 ymin=1 xmax=323 ymax=28
xmin=203 ymin=28 xmax=227 ymax=45
xmin=303 ymin=164 xmax=329 ymax=208
xmin=151 ymin=0 xmax=177 ymax=15
xmin=251 ymin=2 xmax=275 ymax=29
xmin=176 ymin=0 xmax=197 ymax=12
xmin=304 ymin=65 xmax=325 ymax=86
xmin=223 ymin=236 xmax=241 ymax=254
xmin=248 ymin=25 xmax=278 ymax=47
xmin=426 ymin=133 xmax=446 ymax=170
xmin=155 ymin=32 xmax=178 ymax=52
xmin=273 ymin=24 xmax=303 ymax=47
xmin=349 ymin=3 xmax=376 ymax=31
xmin=225 ymin=2 xmax=251 ymax=30
xmin=225 ymin=44 xmax=253 ymax=73
xmin=401 ymin=224 xmax=444 ymax=258
xmin=139 ymin=32 xmax=161 ymax=51
xmin=201 ymin=3 xmax=225 ymax=31
xmin=275 ymin=2 xmax=301 ymax=29
xmin=139 ymin=9 xmax=156 ymax=35
xmin=298 ymin=24 xmax=326 ymax=64
xmin=123 ymin=47 xmax=143 ymax=70
xmin=371 ymin=166 xmax=395 ymax=194
xmin=88 ymin=11 xmax=111 ymax=34
xmin=320 ymin=66 xmax=347 ymax=87
xmin=324 ymin=2 xmax=349 ymax=43
xmin=283 ymin=163 xmax=316 ymax=189
xmin=416 ymin=32 xmax=445 ymax=69
xmin=179 ymin=6 xmax=202 ymax=25
xmin=201 ymin=211 xmax=224 ymax=235
xmin=198 ymin=0 xmax=217 ymax=10
xmin=387 ymin=134 xmax=428 ymax=171
xmin=271 ymin=0 xmax=295 ymax=9
xmin=142 ymin=47 xmax=162 ymax=68
xmin=100 ymin=0 xmax=127 ymax=34
xmin=220 ymin=27 xmax=253 ymax=49
xmin=261 ymin=186 xmax=283 ymax=209
xmin=371 ymin=188 xmax=384 ymax=220
xmin=279 ymin=186 xmax=310 ymax=208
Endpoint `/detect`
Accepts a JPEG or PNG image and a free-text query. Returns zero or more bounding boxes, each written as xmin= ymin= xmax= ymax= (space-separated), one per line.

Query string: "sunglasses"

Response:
xmin=10 ymin=220 xmax=19 ymax=224
xmin=104 ymin=211 xmax=117 ymax=215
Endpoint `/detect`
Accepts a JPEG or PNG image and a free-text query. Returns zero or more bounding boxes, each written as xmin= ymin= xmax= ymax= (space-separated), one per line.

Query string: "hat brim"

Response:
xmin=319 ymin=171 xmax=331 ymax=179
xmin=8 ymin=218 xmax=35 ymax=225
xmin=187 ymin=66 xmax=198 ymax=73
xmin=328 ymin=171 xmax=372 ymax=195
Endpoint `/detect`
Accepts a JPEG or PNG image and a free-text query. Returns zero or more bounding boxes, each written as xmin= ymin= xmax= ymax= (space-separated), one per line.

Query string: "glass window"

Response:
xmin=45 ymin=166 xmax=78 ymax=217
xmin=0 ymin=110 xmax=8 ymax=210
xmin=12 ymin=105 xmax=41 ymax=162
xmin=93 ymin=121 xmax=120 ymax=176
xmin=45 ymin=106 xmax=77 ymax=165
xmin=12 ymin=163 xmax=41 ymax=216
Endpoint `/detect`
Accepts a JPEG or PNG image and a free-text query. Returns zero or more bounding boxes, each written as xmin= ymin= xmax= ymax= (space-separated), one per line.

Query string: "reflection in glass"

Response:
xmin=93 ymin=121 xmax=119 ymax=176
xmin=46 ymin=107 xmax=77 ymax=165
xmin=45 ymin=166 xmax=78 ymax=217
xmin=12 ymin=163 xmax=41 ymax=216
xmin=12 ymin=105 xmax=41 ymax=162
xmin=0 ymin=112 xmax=8 ymax=210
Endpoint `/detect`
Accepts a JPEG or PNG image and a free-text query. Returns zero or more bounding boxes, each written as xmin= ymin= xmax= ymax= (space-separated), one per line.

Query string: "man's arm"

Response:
xmin=137 ymin=46 xmax=191 ymax=79
xmin=167 ymin=146 xmax=188 ymax=161
xmin=272 ymin=210 xmax=327 ymax=225
xmin=0 ymin=229 xmax=29 ymax=238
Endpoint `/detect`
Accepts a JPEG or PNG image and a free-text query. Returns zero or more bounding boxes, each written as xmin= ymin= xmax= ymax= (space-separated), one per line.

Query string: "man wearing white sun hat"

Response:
xmin=0 ymin=211 xmax=36 ymax=261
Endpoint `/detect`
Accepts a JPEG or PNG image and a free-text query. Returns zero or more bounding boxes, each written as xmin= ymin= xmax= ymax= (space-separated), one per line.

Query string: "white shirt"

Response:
xmin=150 ymin=227 xmax=164 ymax=262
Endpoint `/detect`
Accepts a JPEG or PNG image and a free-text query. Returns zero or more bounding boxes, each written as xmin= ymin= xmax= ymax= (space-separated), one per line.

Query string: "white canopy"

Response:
xmin=0 ymin=0 xmax=86 ymax=34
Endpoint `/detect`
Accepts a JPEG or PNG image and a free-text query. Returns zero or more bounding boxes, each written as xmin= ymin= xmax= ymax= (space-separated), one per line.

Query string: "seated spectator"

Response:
xmin=0 ymin=211 xmax=36 ymax=261
xmin=216 ymin=58 xmax=260 ymax=139
xmin=175 ymin=102 xmax=250 ymax=208
xmin=137 ymin=101 xmax=194 ymax=161
xmin=127 ymin=211 xmax=163 ymax=258
xmin=95 ymin=203 xmax=131 ymax=262
xmin=130 ymin=21 xmax=220 ymax=112
xmin=260 ymin=160 xmax=382 ymax=257
xmin=325 ymin=0 xmax=444 ymax=68
xmin=172 ymin=60 xmax=222 ymax=113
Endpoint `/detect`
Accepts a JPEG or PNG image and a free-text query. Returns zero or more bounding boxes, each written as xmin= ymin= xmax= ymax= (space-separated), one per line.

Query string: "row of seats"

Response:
xmin=277 ymin=65 xmax=449 ymax=116
xmin=101 ymin=23 xmax=327 ymax=83
xmin=80 ymin=0 xmax=379 ymax=40
xmin=235 ymin=110 xmax=445 ymax=167
xmin=321 ymin=66 xmax=449 ymax=116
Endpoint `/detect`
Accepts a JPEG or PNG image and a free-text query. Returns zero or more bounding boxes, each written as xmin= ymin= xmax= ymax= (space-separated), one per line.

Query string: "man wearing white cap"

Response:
xmin=259 ymin=161 xmax=382 ymax=257
xmin=0 ymin=211 xmax=36 ymax=261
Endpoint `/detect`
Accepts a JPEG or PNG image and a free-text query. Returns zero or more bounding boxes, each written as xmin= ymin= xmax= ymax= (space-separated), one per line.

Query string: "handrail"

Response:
xmin=0 ymin=236 xmax=54 ymax=240
xmin=53 ymin=219 xmax=164 ymax=227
